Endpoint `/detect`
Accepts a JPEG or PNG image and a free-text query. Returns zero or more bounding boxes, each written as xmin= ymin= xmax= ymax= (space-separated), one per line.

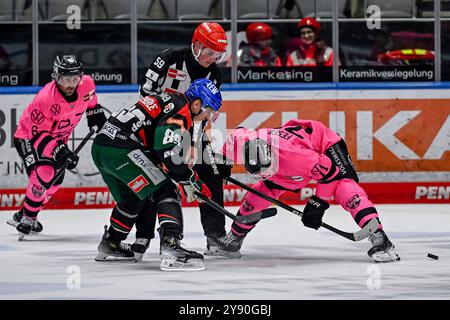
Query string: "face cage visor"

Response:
xmin=192 ymin=43 xmax=226 ymax=63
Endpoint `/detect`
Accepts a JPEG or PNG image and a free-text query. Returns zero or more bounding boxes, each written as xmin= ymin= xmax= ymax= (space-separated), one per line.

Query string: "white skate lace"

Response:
xmin=20 ymin=215 xmax=36 ymax=227
xmin=120 ymin=242 xmax=132 ymax=251
xmin=219 ymin=233 xmax=239 ymax=246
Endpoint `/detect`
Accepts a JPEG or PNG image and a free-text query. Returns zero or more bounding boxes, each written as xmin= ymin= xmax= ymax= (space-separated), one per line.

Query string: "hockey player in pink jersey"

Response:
xmin=213 ymin=119 xmax=400 ymax=262
xmin=8 ymin=54 xmax=107 ymax=239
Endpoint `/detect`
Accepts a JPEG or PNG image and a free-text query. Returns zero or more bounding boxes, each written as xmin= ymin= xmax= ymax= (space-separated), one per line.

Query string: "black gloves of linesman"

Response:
xmin=86 ymin=104 xmax=107 ymax=133
xmin=216 ymin=163 xmax=233 ymax=180
xmin=301 ymin=195 xmax=330 ymax=230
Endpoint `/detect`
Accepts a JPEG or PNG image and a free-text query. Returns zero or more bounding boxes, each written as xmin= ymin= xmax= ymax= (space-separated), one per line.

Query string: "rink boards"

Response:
xmin=0 ymin=83 xmax=448 ymax=209
xmin=0 ymin=182 xmax=449 ymax=210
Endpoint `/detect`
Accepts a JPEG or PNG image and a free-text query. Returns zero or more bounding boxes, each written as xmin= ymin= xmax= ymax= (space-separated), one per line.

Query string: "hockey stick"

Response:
xmin=193 ymin=191 xmax=278 ymax=224
xmin=68 ymin=105 xmax=112 ymax=177
xmin=226 ymin=176 xmax=378 ymax=242
xmin=48 ymin=128 xmax=96 ymax=186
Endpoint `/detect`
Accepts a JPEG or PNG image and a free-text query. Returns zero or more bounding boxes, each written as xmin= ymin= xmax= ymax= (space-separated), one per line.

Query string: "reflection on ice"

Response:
xmin=0 ymin=204 xmax=449 ymax=299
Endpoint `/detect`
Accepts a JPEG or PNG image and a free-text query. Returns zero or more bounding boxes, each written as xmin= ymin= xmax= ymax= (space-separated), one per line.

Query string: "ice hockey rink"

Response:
xmin=0 ymin=204 xmax=449 ymax=300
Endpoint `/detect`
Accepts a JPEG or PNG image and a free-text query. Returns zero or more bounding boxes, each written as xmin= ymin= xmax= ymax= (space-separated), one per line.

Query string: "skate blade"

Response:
xmin=133 ymin=252 xmax=144 ymax=262
xmin=95 ymin=253 xmax=137 ymax=262
xmin=7 ymin=219 xmax=18 ymax=228
xmin=8 ymin=220 xmax=41 ymax=234
xmin=204 ymin=248 xmax=242 ymax=259
xmin=18 ymin=232 xmax=27 ymax=241
xmin=160 ymin=258 xmax=205 ymax=271
xmin=371 ymin=249 xmax=401 ymax=263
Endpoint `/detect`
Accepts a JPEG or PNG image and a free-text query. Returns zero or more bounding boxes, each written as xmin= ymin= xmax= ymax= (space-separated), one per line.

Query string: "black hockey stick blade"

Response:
xmin=193 ymin=192 xmax=277 ymax=224
xmin=351 ymin=218 xmax=379 ymax=242
xmin=226 ymin=176 xmax=377 ymax=242
xmin=235 ymin=207 xmax=278 ymax=224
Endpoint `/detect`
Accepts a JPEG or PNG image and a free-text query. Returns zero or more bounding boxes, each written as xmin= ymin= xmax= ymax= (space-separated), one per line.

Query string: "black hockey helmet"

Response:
xmin=52 ymin=54 xmax=83 ymax=79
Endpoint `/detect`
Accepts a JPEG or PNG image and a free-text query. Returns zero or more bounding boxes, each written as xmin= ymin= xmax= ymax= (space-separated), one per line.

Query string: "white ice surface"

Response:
xmin=0 ymin=204 xmax=449 ymax=300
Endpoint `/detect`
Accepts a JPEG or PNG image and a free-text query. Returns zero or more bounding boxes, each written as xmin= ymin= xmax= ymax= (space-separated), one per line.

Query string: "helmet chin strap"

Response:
xmin=191 ymin=43 xmax=202 ymax=63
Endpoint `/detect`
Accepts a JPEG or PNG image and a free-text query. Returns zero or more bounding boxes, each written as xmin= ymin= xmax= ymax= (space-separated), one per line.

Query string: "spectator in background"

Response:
xmin=238 ymin=23 xmax=282 ymax=67
xmin=286 ymin=17 xmax=333 ymax=67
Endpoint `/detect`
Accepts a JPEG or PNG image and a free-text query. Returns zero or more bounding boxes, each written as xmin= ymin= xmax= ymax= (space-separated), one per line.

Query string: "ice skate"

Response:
xmin=7 ymin=209 xmax=43 ymax=234
xmin=95 ymin=226 xmax=136 ymax=262
xmin=131 ymin=238 xmax=150 ymax=262
xmin=368 ymin=229 xmax=400 ymax=263
xmin=204 ymin=233 xmax=243 ymax=258
xmin=16 ymin=215 xmax=38 ymax=241
xmin=160 ymin=236 xmax=205 ymax=271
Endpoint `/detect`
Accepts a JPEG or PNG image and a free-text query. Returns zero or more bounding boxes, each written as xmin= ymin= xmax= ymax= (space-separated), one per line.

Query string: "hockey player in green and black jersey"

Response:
xmin=140 ymin=22 xmax=233 ymax=258
xmin=91 ymin=79 xmax=222 ymax=271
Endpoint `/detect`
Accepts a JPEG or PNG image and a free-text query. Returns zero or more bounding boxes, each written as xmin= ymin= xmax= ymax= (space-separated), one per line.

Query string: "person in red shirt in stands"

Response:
xmin=238 ymin=22 xmax=282 ymax=67
xmin=286 ymin=17 xmax=333 ymax=67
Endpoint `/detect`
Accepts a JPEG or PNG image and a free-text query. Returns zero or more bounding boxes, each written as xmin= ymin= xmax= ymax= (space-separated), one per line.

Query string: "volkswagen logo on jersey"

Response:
xmin=50 ymin=104 xmax=61 ymax=116
xmin=31 ymin=109 xmax=45 ymax=124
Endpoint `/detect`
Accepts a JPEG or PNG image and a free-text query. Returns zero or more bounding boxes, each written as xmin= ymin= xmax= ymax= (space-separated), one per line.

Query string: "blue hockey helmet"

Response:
xmin=185 ymin=78 xmax=222 ymax=112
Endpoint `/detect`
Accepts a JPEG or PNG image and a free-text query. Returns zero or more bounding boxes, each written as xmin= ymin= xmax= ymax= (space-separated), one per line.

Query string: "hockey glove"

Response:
xmin=53 ymin=144 xmax=79 ymax=170
xmin=179 ymin=171 xmax=212 ymax=203
xmin=15 ymin=138 xmax=39 ymax=175
xmin=86 ymin=104 xmax=107 ymax=133
xmin=301 ymin=195 xmax=330 ymax=230
xmin=217 ymin=163 xmax=232 ymax=180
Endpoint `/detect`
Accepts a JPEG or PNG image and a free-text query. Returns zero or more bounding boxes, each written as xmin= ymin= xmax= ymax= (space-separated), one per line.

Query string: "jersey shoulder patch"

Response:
xmin=137 ymin=96 xmax=160 ymax=114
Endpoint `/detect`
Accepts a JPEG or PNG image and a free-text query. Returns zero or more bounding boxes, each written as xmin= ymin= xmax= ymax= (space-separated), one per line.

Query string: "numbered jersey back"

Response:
xmin=96 ymin=92 xmax=191 ymax=149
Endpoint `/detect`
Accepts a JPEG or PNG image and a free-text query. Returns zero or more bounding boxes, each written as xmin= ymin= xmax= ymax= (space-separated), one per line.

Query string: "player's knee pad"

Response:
xmin=152 ymin=183 xmax=182 ymax=204
xmin=32 ymin=165 xmax=56 ymax=189
xmin=157 ymin=198 xmax=182 ymax=214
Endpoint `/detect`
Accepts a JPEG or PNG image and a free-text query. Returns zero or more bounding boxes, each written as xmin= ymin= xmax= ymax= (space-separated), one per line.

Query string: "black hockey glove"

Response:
xmin=86 ymin=104 xmax=107 ymax=133
xmin=217 ymin=163 xmax=233 ymax=180
xmin=301 ymin=195 xmax=330 ymax=230
xmin=53 ymin=144 xmax=79 ymax=170
xmin=14 ymin=138 xmax=39 ymax=175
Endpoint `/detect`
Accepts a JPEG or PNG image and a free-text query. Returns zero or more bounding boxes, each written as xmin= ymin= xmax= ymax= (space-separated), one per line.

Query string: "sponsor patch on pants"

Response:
xmin=127 ymin=149 xmax=166 ymax=185
xmin=128 ymin=175 xmax=149 ymax=193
